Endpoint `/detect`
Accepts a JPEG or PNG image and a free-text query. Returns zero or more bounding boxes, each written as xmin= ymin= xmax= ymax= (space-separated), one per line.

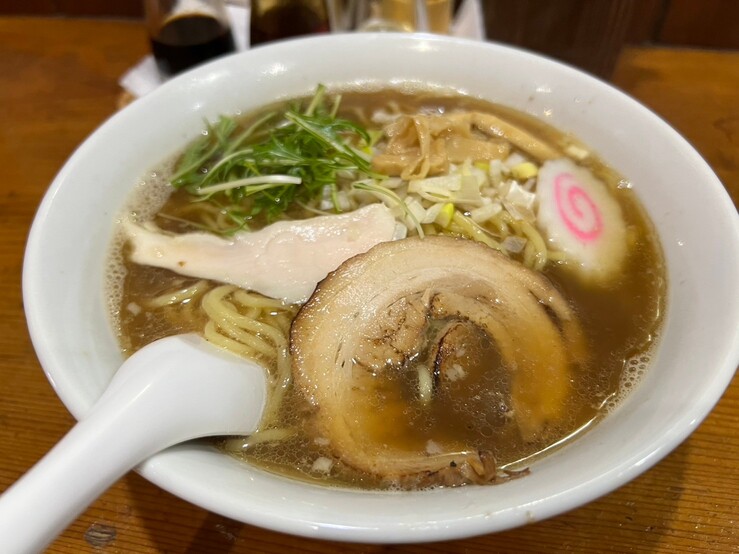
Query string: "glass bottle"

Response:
xmin=249 ymin=0 xmax=331 ymax=46
xmin=145 ymin=0 xmax=236 ymax=78
xmin=380 ymin=0 xmax=452 ymax=34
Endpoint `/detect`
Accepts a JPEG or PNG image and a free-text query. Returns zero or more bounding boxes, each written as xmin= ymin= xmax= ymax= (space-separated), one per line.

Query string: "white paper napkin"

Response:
xmin=120 ymin=0 xmax=484 ymax=99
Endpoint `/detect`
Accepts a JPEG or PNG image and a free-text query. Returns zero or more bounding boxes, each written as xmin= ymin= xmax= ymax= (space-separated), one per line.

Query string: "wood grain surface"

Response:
xmin=0 ymin=17 xmax=737 ymax=554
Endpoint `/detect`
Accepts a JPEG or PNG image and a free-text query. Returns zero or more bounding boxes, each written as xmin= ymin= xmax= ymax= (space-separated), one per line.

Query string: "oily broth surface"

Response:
xmin=110 ymin=90 xmax=665 ymax=489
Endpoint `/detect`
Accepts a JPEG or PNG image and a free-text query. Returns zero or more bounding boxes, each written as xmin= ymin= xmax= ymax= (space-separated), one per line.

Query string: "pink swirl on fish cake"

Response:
xmin=554 ymin=173 xmax=603 ymax=242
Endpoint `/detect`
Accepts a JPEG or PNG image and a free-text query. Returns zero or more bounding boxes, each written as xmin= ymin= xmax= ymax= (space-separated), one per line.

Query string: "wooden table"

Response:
xmin=1 ymin=17 xmax=737 ymax=553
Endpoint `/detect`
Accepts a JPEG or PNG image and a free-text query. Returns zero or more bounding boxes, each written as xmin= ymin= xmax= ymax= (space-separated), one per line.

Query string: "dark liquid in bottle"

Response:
xmin=250 ymin=1 xmax=329 ymax=46
xmin=151 ymin=14 xmax=235 ymax=77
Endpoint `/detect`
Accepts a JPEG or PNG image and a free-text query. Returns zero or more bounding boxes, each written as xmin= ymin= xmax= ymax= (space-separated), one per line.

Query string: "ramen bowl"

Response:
xmin=23 ymin=34 xmax=739 ymax=542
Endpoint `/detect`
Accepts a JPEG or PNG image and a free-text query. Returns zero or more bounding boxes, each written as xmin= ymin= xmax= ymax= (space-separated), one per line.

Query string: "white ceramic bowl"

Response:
xmin=23 ymin=34 xmax=739 ymax=543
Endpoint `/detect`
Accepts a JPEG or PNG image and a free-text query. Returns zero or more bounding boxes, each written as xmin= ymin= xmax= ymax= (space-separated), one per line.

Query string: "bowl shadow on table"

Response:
xmin=124 ymin=442 xmax=690 ymax=553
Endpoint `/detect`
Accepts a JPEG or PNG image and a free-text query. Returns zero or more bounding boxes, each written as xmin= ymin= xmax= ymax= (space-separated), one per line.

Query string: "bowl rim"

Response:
xmin=22 ymin=33 xmax=739 ymax=543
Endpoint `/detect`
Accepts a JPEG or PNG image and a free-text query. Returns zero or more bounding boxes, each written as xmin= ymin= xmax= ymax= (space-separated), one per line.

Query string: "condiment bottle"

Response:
xmin=380 ymin=0 xmax=452 ymax=34
xmin=249 ymin=0 xmax=330 ymax=46
xmin=332 ymin=0 xmax=451 ymax=34
xmin=145 ymin=0 xmax=236 ymax=78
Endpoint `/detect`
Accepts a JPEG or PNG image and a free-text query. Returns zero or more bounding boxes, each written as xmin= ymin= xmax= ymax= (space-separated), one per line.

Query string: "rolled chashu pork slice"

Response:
xmin=291 ymin=236 xmax=587 ymax=486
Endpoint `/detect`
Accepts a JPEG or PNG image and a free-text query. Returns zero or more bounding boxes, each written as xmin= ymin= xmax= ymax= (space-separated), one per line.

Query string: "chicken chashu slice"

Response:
xmin=290 ymin=236 xmax=587 ymax=486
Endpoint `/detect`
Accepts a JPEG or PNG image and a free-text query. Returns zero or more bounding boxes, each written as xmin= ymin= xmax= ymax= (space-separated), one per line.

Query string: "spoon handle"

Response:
xmin=0 ymin=334 xmax=265 ymax=553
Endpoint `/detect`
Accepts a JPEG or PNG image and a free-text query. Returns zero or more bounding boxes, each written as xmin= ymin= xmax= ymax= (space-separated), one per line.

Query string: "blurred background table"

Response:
xmin=1 ymin=11 xmax=738 ymax=554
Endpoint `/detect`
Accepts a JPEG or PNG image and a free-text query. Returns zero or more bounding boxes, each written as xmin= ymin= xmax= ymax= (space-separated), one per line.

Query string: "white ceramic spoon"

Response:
xmin=0 ymin=333 xmax=267 ymax=553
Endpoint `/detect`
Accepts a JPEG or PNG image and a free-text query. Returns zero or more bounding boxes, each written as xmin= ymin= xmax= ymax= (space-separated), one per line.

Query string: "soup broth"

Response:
xmin=109 ymin=89 xmax=665 ymax=489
